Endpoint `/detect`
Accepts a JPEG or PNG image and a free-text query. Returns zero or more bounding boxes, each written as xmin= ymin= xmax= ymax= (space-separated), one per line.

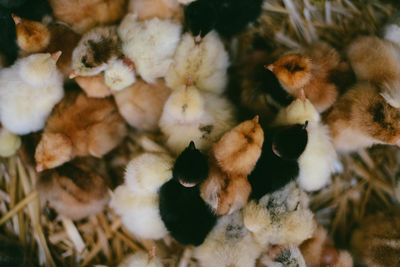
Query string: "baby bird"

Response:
xmin=261 ymin=246 xmax=307 ymax=267
xmin=35 ymin=90 xmax=127 ymax=171
xmin=71 ymin=26 xmax=121 ymax=78
xmin=118 ymin=13 xmax=182 ymax=84
xmin=0 ymin=52 xmax=64 ymax=135
xmin=159 ymin=85 xmax=236 ymax=155
xmin=0 ymin=125 xmax=21 ymax=157
xmin=75 ymin=74 xmax=112 ymax=98
xmin=201 ymin=117 xmax=264 ymax=215
xmin=49 ymin=0 xmax=127 ymax=34
xmin=104 ymin=58 xmax=136 ymax=91
xmin=194 ymin=210 xmax=263 ymax=267
xmin=128 ymin=0 xmax=182 ymax=21
xmin=118 ymin=250 xmax=163 ymax=267
xmin=248 ymin=123 xmax=308 ymax=200
xmin=113 ymin=78 xmax=171 ymax=131
xmin=36 ymin=158 xmax=110 ymax=220
xmin=159 ymin=141 xmax=217 ymax=245
xmin=275 ymin=97 xmax=337 ymax=192
xmin=111 ymin=152 xmax=173 ymax=240
xmin=268 ymin=42 xmax=344 ymax=112
xmin=166 ymin=31 xmax=229 ymax=94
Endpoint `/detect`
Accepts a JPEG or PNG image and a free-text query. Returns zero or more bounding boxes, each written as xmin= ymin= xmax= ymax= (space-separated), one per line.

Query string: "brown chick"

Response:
xmin=112 ymin=78 xmax=171 ymax=131
xmin=324 ymin=81 xmax=400 ymax=153
xmin=201 ymin=116 xmax=264 ymax=215
xmin=36 ymin=158 xmax=110 ymax=220
xmin=129 ymin=0 xmax=183 ymax=21
xmin=35 ymin=90 xmax=127 ymax=171
xmin=13 ymin=14 xmax=50 ymax=53
xmin=268 ymin=42 xmax=347 ymax=112
xmin=350 ymin=210 xmax=400 ymax=267
xmin=49 ymin=0 xmax=127 ymax=34
xmin=75 ymin=73 xmax=112 ymax=98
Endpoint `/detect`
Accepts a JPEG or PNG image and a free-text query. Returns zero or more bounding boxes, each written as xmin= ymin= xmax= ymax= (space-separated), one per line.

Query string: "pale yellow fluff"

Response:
xmin=0 ymin=128 xmax=21 ymax=157
xmin=119 ymin=251 xmax=163 ymax=267
xmin=104 ymin=59 xmax=136 ymax=91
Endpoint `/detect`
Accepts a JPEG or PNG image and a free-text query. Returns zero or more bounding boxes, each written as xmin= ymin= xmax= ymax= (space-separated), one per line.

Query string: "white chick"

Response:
xmin=243 ymin=182 xmax=316 ymax=247
xmin=194 ymin=210 xmax=263 ymax=267
xmin=0 ymin=52 xmax=63 ymax=135
xmin=104 ymin=59 xmax=136 ymax=91
xmin=0 ymin=127 xmax=21 ymax=157
xmin=275 ymin=98 xmax=337 ymax=192
xmin=71 ymin=26 xmax=121 ymax=77
xmin=119 ymin=251 xmax=163 ymax=267
xmin=261 ymin=246 xmax=306 ymax=267
xmin=110 ymin=152 xmax=173 ymax=240
xmin=166 ymin=31 xmax=229 ymax=94
xmin=118 ymin=13 xmax=182 ymax=83
xmin=159 ymin=85 xmax=236 ymax=155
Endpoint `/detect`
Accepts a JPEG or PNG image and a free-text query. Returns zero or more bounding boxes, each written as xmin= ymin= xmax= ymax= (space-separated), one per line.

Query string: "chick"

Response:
xmin=184 ymin=0 xmax=263 ymax=39
xmin=111 ymin=152 xmax=173 ymax=240
xmin=118 ymin=250 xmax=163 ymax=267
xmin=0 ymin=235 xmax=27 ymax=267
xmin=243 ymin=182 xmax=316 ymax=247
xmin=324 ymin=81 xmax=400 ymax=153
xmin=261 ymin=246 xmax=306 ymax=267
xmin=113 ymin=78 xmax=171 ymax=131
xmin=0 ymin=52 xmax=64 ymax=135
xmin=35 ymin=90 xmax=127 ymax=171
xmin=194 ymin=210 xmax=263 ymax=267
xmin=268 ymin=42 xmax=344 ymax=112
xmin=381 ymin=11 xmax=400 ymax=46
xmin=166 ymin=31 xmax=229 ymax=94
xmin=248 ymin=123 xmax=308 ymax=200
xmin=159 ymin=85 xmax=236 ymax=155
xmin=71 ymin=26 xmax=121 ymax=77
xmin=36 ymin=158 xmax=110 ymax=220
xmin=0 ymin=125 xmax=21 ymax=157
xmin=350 ymin=211 xmax=400 ymax=267
xmin=128 ymin=0 xmax=182 ymax=21
xmin=104 ymin=58 xmax=136 ymax=91
xmin=75 ymin=74 xmax=112 ymax=98
xmin=159 ymin=141 xmax=217 ymax=245
xmin=275 ymin=97 xmax=337 ymax=192
xmin=118 ymin=13 xmax=182 ymax=84
xmin=49 ymin=0 xmax=126 ymax=34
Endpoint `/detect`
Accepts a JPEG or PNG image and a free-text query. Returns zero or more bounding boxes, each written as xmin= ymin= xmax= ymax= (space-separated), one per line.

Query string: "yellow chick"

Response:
xmin=118 ymin=250 xmax=163 ymax=267
xmin=0 ymin=126 xmax=21 ymax=157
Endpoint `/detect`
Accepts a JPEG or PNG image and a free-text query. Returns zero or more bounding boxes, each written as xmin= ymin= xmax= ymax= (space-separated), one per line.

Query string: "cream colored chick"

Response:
xmin=113 ymin=78 xmax=171 ymax=131
xmin=159 ymin=85 xmax=236 ymax=155
xmin=104 ymin=59 xmax=136 ymax=91
xmin=75 ymin=74 xmax=112 ymax=98
xmin=275 ymin=97 xmax=337 ymax=191
xmin=194 ymin=210 xmax=263 ymax=267
xmin=49 ymin=0 xmax=127 ymax=34
xmin=128 ymin=0 xmax=182 ymax=21
xmin=35 ymin=91 xmax=127 ymax=171
xmin=118 ymin=13 xmax=182 ymax=84
xmin=0 ymin=126 xmax=21 ymax=157
xmin=0 ymin=52 xmax=64 ymax=135
xmin=110 ymin=152 xmax=173 ymax=240
xmin=71 ymin=26 xmax=121 ymax=77
xmin=260 ymin=245 xmax=306 ymax=267
xmin=243 ymin=182 xmax=316 ymax=247
xmin=119 ymin=250 xmax=163 ymax=267
xmin=166 ymin=31 xmax=229 ymax=94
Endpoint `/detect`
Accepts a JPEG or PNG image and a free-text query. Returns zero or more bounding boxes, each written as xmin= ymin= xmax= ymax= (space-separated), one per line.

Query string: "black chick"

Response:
xmin=248 ymin=123 xmax=308 ymax=200
xmin=0 ymin=235 xmax=27 ymax=267
xmin=159 ymin=141 xmax=217 ymax=246
xmin=184 ymin=0 xmax=263 ymax=39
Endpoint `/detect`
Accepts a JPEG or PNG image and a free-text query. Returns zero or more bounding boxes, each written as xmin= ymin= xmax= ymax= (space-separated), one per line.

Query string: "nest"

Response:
xmin=1 ymin=0 xmax=399 ymax=266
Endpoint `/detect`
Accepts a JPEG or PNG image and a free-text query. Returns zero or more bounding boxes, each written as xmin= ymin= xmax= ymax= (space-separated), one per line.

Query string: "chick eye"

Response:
xmin=81 ymin=56 xmax=93 ymax=68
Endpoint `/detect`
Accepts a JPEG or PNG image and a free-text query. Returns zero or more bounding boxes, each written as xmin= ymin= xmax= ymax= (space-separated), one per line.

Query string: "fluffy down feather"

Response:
xmin=0 ymin=127 xmax=21 ymax=157
xmin=275 ymin=99 xmax=337 ymax=191
xmin=118 ymin=251 xmax=163 ymax=267
xmin=104 ymin=59 xmax=136 ymax=91
xmin=75 ymin=74 xmax=112 ymax=98
xmin=261 ymin=246 xmax=306 ymax=267
xmin=118 ymin=14 xmax=182 ymax=83
xmin=166 ymin=31 xmax=229 ymax=93
xmin=13 ymin=14 xmax=50 ymax=53
xmin=113 ymin=78 xmax=171 ymax=131
xmin=128 ymin=0 xmax=182 ymax=21
xmin=0 ymin=53 xmax=63 ymax=135
xmin=194 ymin=210 xmax=263 ymax=267
xmin=159 ymin=85 xmax=236 ymax=155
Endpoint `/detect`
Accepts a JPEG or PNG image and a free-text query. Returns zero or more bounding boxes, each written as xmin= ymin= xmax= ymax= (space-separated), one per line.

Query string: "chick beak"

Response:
xmin=69 ymin=70 xmax=77 ymax=79
xmin=271 ymin=143 xmax=281 ymax=158
xmin=303 ymin=120 xmax=309 ymax=130
xmin=298 ymin=88 xmax=306 ymax=102
xmin=11 ymin=13 xmax=21 ymax=25
xmin=194 ymin=34 xmax=202 ymax=45
xmin=179 ymin=179 xmax=197 ymax=187
xmin=186 ymin=76 xmax=193 ymax=87
xmin=264 ymin=64 xmax=274 ymax=71
xmin=51 ymin=51 xmax=62 ymax=62
xmin=252 ymin=115 xmax=259 ymax=123
xmin=36 ymin=164 xmax=44 ymax=172
xmin=122 ymin=57 xmax=136 ymax=73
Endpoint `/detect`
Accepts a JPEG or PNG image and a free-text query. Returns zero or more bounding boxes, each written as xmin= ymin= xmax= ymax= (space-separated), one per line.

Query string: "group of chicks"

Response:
xmin=0 ymin=0 xmax=399 ymax=266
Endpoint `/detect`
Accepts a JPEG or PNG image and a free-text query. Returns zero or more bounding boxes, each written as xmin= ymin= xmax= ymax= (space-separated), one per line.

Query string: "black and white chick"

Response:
xmin=159 ymin=141 xmax=217 ymax=246
xmin=248 ymin=123 xmax=308 ymax=200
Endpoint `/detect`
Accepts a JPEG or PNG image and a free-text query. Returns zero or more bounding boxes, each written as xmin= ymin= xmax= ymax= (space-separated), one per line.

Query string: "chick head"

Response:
xmin=184 ymin=0 xmax=217 ymax=41
xmin=267 ymin=54 xmax=312 ymax=92
xmin=19 ymin=52 xmax=61 ymax=86
xmin=13 ymin=14 xmax=50 ymax=53
xmin=162 ymin=85 xmax=204 ymax=124
xmin=271 ymin=123 xmax=308 ymax=160
xmin=35 ymin=133 xmax=73 ymax=172
xmin=104 ymin=59 xmax=136 ymax=91
xmin=173 ymin=141 xmax=209 ymax=187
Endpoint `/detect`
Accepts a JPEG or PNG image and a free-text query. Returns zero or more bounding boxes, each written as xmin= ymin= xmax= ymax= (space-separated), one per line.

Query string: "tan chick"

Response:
xmin=36 ymin=158 xmax=110 ymax=220
xmin=49 ymin=0 xmax=127 ymax=34
xmin=268 ymin=42 xmax=347 ymax=112
xmin=35 ymin=90 xmax=127 ymax=171
xmin=113 ymin=78 xmax=171 ymax=131
xmin=74 ymin=74 xmax=112 ymax=98
xmin=128 ymin=0 xmax=182 ymax=21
